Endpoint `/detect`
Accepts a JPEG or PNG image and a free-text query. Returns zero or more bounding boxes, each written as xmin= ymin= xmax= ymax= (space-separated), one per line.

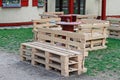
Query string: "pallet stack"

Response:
xmin=107 ymin=18 xmax=120 ymax=39
xmin=32 ymin=18 xmax=61 ymax=41
xmin=76 ymin=19 xmax=109 ymax=51
xmin=20 ymin=28 xmax=88 ymax=77
xmin=20 ymin=42 xmax=87 ymax=77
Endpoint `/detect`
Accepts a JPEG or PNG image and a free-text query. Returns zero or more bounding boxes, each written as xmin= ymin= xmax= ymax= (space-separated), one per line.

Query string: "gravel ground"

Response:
xmin=0 ymin=50 xmax=120 ymax=80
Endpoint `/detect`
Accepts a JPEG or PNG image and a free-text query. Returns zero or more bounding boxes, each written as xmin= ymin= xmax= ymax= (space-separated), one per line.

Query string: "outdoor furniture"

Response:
xmin=76 ymin=19 xmax=109 ymax=51
xmin=107 ymin=17 xmax=120 ymax=39
xmin=57 ymin=22 xmax=81 ymax=32
xmin=20 ymin=28 xmax=88 ymax=77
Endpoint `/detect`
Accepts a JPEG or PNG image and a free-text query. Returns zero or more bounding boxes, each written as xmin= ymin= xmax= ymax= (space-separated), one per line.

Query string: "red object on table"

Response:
xmin=59 ymin=15 xmax=72 ymax=22
xmin=57 ymin=22 xmax=81 ymax=32
xmin=59 ymin=14 xmax=77 ymax=22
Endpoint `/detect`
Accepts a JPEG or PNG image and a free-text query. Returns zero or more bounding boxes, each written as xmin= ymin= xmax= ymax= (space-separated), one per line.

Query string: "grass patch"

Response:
xmin=85 ymin=38 xmax=120 ymax=75
xmin=0 ymin=28 xmax=33 ymax=53
xmin=0 ymin=28 xmax=120 ymax=75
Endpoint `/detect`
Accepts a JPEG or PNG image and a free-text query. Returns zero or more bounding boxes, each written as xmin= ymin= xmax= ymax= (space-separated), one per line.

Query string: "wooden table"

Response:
xmin=57 ymin=22 xmax=81 ymax=32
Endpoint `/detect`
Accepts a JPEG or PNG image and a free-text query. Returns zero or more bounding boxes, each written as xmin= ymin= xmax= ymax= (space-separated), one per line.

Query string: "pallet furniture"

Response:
xmin=33 ymin=18 xmax=61 ymax=40
xmin=20 ymin=28 xmax=88 ymax=77
xmin=76 ymin=19 xmax=109 ymax=51
xmin=107 ymin=18 xmax=120 ymax=39
xmin=40 ymin=12 xmax=64 ymax=19
xmin=33 ymin=18 xmax=61 ymax=30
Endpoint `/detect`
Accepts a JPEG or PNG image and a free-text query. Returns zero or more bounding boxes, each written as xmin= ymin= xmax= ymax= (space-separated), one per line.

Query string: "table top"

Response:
xmin=57 ymin=22 xmax=81 ymax=26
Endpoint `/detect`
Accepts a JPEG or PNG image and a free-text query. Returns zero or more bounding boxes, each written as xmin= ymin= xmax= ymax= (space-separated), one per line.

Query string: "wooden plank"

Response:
xmin=61 ymin=56 xmax=69 ymax=77
xmin=45 ymin=51 xmax=50 ymax=70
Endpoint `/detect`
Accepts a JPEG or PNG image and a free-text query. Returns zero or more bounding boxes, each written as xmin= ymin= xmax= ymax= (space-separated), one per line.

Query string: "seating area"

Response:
xmin=20 ymin=12 xmax=110 ymax=77
xmin=20 ymin=28 xmax=88 ymax=77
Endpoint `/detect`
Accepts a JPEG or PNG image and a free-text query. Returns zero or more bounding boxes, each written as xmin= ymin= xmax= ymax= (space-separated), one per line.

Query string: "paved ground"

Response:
xmin=0 ymin=50 xmax=120 ymax=80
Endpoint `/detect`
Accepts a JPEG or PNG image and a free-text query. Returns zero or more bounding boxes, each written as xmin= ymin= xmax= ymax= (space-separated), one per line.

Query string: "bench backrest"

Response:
xmin=76 ymin=19 xmax=109 ymax=36
xmin=37 ymin=28 xmax=86 ymax=52
xmin=33 ymin=18 xmax=61 ymax=30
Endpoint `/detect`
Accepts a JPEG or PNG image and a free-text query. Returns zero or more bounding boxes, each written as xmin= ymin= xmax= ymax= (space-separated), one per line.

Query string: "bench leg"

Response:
xmin=31 ymin=48 xmax=37 ymax=66
xmin=45 ymin=52 xmax=50 ymax=70
xmin=20 ymin=45 xmax=26 ymax=61
xmin=61 ymin=56 xmax=69 ymax=77
xmin=78 ymin=55 xmax=83 ymax=75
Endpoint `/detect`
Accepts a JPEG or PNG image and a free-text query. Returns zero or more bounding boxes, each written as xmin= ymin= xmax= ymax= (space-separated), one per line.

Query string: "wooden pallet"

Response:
xmin=108 ymin=27 xmax=120 ymax=39
xmin=36 ymin=26 xmax=108 ymax=51
xmin=75 ymin=21 xmax=109 ymax=50
xmin=107 ymin=18 xmax=120 ymax=39
xmin=37 ymin=28 xmax=87 ymax=52
xmin=20 ymin=45 xmax=32 ymax=62
xmin=33 ymin=18 xmax=61 ymax=41
xmin=40 ymin=12 xmax=64 ymax=19
xmin=20 ymin=42 xmax=87 ymax=77
xmin=33 ymin=18 xmax=61 ymax=29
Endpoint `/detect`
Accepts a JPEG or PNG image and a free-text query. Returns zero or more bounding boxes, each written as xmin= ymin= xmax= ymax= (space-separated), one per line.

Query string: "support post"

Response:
xmin=101 ymin=0 xmax=106 ymax=20
xmin=69 ymin=0 xmax=74 ymax=14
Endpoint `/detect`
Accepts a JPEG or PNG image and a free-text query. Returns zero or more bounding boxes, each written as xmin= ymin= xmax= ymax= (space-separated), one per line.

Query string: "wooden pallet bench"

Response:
xmin=107 ymin=18 xmax=120 ymax=39
xmin=20 ymin=28 xmax=88 ymax=77
xmin=20 ymin=42 xmax=87 ymax=77
xmin=33 ymin=19 xmax=109 ymax=51
xmin=75 ymin=20 xmax=109 ymax=51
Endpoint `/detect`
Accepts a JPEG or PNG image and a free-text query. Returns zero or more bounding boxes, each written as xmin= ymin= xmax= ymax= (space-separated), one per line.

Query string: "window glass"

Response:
xmin=38 ymin=0 xmax=44 ymax=7
xmin=2 ymin=0 xmax=21 ymax=7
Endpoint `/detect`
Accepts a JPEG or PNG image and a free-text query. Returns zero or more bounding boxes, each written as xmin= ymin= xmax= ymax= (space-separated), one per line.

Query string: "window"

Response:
xmin=38 ymin=0 xmax=44 ymax=7
xmin=2 ymin=0 xmax=21 ymax=7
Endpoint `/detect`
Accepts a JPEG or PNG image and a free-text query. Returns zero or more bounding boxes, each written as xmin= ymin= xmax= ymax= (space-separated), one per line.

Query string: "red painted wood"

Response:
xmin=0 ymin=0 xmax=2 ymax=7
xmin=32 ymin=0 xmax=38 ymax=6
xmin=57 ymin=22 xmax=80 ymax=32
xmin=101 ymin=0 xmax=106 ymax=20
xmin=21 ymin=0 xmax=29 ymax=6
xmin=0 ymin=22 xmax=33 ymax=27
xmin=60 ymin=15 xmax=72 ymax=22
xmin=62 ymin=25 xmax=74 ymax=32
xmin=69 ymin=0 xmax=74 ymax=14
